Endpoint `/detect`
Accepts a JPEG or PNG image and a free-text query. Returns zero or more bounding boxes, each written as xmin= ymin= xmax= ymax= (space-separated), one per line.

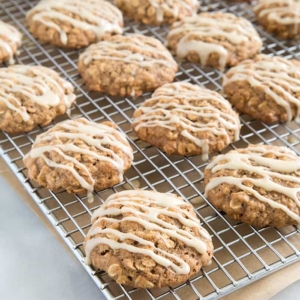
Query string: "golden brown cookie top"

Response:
xmin=205 ymin=144 xmax=300 ymax=224
xmin=0 ymin=65 xmax=75 ymax=123
xmin=132 ymin=82 xmax=240 ymax=159
xmin=24 ymin=118 xmax=133 ymax=197
xmin=254 ymin=0 xmax=300 ymax=25
xmin=116 ymin=0 xmax=199 ymax=25
xmin=79 ymin=34 xmax=177 ymax=70
xmin=140 ymin=0 xmax=199 ymax=23
xmin=0 ymin=21 xmax=22 ymax=64
xmin=85 ymin=190 xmax=212 ymax=275
xmin=167 ymin=12 xmax=262 ymax=70
xmin=146 ymin=0 xmax=199 ymax=20
xmin=27 ymin=0 xmax=123 ymax=46
xmin=223 ymin=54 xmax=300 ymax=122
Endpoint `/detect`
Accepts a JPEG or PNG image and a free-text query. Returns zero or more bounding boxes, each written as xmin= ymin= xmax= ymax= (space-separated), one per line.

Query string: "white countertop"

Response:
xmin=0 ymin=175 xmax=104 ymax=300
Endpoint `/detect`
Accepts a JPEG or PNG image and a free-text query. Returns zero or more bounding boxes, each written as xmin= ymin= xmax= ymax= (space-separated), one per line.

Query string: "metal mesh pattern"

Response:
xmin=1 ymin=0 xmax=300 ymax=299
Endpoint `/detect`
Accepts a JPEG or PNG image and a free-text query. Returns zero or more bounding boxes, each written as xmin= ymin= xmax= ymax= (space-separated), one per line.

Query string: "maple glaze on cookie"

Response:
xmin=132 ymin=82 xmax=240 ymax=159
xmin=24 ymin=118 xmax=133 ymax=199
xmin=85 ymin=190 xmax=213 ymax=288
xmin=254 ymin=0 xmax=300 ymax=39
xmin=27 ymin=0 xmax=123 ymax=49
xmin=0 ymin=21 xmax=22 ymax=64
xmin=116 ymin=0 xmax=199 ymax=25
xmin=205 ymin=144 xmax=300 ymax=228
xmin=223 ymin=54 xmax=300 ymax=123
xmin=0 ymin=65 xmax=75 ymax=133
xmin=167 ymin=12 xmax=262 ymax=70
xmin=78 ymin=34 xmax=177 ymax=97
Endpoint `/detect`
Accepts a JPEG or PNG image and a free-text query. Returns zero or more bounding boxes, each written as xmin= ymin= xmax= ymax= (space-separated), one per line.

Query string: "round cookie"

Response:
xmin=132 ymin=82 xmax=240 ymax=159
xmin=0 ymin=21 xmax=22 ymax=64
xmin=27 ymin=0 xmax=123 ymax=49
xmin=84 ymin=190 xmax=213 ymax=288
xmin=204 ymin=144 xmax=300 ymax=228
xmin=78 ymin=34 xmax=178 ymax=97
xmin=23 ymin=118 xmax=133 ymax=197
xmin=115 ymin=0 xmax=199 ymax=25
xmin=254 ymin=0 xmax=300 ymax=39
xmin=223 ymin=54 xmax=300 ymax=124
xmin=166 ymin=12 xmax=262 ymax=70
xmin=0 ymin=65 xmax=76 ymax=134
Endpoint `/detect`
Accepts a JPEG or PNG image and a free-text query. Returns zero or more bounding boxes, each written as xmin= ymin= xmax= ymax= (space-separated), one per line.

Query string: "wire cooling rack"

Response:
xmin=1 ymin=0 xmax=300 ymax=299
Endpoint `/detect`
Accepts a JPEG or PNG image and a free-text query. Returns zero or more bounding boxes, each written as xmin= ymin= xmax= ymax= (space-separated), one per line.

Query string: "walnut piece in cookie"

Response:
xmin=115 ymin=0 xmax=199 ymax=25
xmin=223 ymin=54 xmax=300 ymax=124
xmin=204 ymin=144 xmax=300 ymax=228
xmin=23 ymin=118 xmax=133 ymax=198
xmin=78 ymin=34 xmax=178 ymax=97
xmin=132 ymin=82 xmax=240 ymax=159
xmin=0 ymin=21 xmax=22 ymax=64
xmin=26 ymin=0 xmax=123 ymax=49
xmin=254 ymin=0 xmax=300 ymax=39
xmin=84 ymin=190 xmax=213 ymax=288
xmin=0 ymin=65 xmax=76 ymax=134
xmin=166 ymin=12 xmax=262 ymax=71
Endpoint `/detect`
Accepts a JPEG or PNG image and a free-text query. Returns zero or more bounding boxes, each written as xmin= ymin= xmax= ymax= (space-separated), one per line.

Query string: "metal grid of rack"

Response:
xmin=1 ymin=0 xmax=300 ymax=299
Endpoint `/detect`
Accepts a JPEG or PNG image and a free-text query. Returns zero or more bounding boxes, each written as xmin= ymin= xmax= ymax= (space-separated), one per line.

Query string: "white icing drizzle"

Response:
xmin=255 ymin=0 xmax=300 ymax=25
xmin=85 ymin=190 xmax=211 ymax=274
xmin=27 ymin=0 xmax=123 ymax=45
xmin=0 ymin=21 xmax=22 ymax=63
xmin=223 ymin=54 xmax=300 ymax=122
xmin=132 ymin=82 xmax=240 ymax=160
xmin=147 ymin=0 xmax=199 ymax=22
xmin=167 ymin=13 xmax=262 ymax=70
xmin=24 ymin=119 xmax=133 ymax=197
xmin=204 ymin=145 xmax=300 ymax=224
xmin=79 ymin=34 xmax=177 ymax=69
xmin=176 ymin=37 xmax=228 ymax=70
xmin=0 ymin=65 xmax=75 ymax=121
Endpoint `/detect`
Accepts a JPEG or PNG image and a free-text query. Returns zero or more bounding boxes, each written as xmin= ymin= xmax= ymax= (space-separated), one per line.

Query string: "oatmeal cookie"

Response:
xmin=254 ymin=0 xmax=300 ymax=39
xmin=132 ymin=82 xmax=240 ymax=159
xmin=0 ymin=65 xmax=75 ymax=134
xmin=0 ymin=21 xmax=22 ymax=64
xmin=23 ymin=118 xmax=133 ymax=197
xmin=166 ymin=12 xmax=262 ymax=70
xmin=223 ymin=54 xmax=300 ymax=124
xmin=84 ymin=190 xmax=213 ymax=288
xmin=27 ymin=0 xmax=123 ymax=49
xmin=78 ymin=34 xmax=177 ymax=97
xmin=204 ymin=144 xmax=300 ymax=228
xmin=115 ymin=0 xmax=199 ymax=25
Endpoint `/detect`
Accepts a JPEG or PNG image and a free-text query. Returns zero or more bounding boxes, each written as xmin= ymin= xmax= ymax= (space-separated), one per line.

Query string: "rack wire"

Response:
xmin=1 ymin=0 xmax=300 ymax=299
